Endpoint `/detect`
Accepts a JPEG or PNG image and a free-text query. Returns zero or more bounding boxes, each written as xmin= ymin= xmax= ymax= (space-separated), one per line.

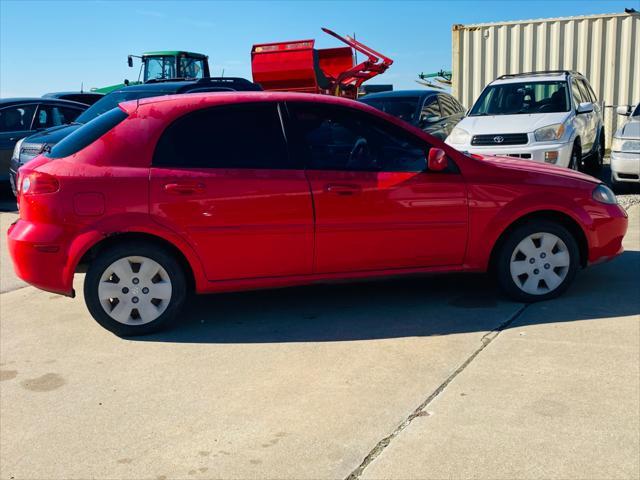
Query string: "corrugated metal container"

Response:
xmin=452 ymin=11 xmax=640 ymax=147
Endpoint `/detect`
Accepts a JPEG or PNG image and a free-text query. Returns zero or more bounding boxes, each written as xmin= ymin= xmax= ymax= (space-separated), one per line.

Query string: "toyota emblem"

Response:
xmin=493 ymin=136 xmax=505 ymax=144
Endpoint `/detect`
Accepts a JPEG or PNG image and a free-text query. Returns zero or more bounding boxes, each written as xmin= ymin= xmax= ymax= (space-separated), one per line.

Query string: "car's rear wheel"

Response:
xmin=495 ymin=220 xmax=580 ymax=302
xmin=84 ymin=242 xmax=187 ymax=336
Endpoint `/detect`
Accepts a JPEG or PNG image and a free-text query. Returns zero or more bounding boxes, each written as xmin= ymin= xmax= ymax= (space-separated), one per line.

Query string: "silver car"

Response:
xmin=611 ymin=103 xmax=640 ymax=187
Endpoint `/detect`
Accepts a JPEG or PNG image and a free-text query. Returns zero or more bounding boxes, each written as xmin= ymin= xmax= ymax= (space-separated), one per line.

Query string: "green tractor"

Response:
xmin=93 ymin=51 xmax=210 ymax=94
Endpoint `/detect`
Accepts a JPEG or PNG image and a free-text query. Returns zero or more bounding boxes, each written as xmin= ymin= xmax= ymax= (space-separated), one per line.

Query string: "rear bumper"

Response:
xmin=586 ymin=203 xmax=628 ymax=265
xmin=7 ymin=219 xmax=75 ymax=296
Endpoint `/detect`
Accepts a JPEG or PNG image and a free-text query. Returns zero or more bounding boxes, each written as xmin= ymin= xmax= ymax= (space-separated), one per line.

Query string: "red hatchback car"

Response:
xmin=8 ymin=92 xmax=628 ymax=336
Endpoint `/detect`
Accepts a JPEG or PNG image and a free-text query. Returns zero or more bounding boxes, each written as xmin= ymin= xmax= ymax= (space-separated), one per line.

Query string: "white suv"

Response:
xmin=445 ymin=71 xmax=604 ymax=172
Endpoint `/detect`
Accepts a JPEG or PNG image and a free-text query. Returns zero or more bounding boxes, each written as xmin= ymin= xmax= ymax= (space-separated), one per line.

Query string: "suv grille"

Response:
xmin=20 ymin=143 xmax=45 ymax=155
xmin=471 ymin=133 xmax=529 ymax=146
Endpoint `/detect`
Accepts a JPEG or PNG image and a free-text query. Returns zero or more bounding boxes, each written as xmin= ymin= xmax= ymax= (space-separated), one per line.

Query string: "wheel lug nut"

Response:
xmin=142 ymin=287 xmax=149 ymax=294
xmin=533 ymin=269 xmax=540 ymax=275
xmin=540 ymin=253 xmax=546 ymax=258
xmin=122 ymin=287 xmax=129 ymax=294
xmin=529 ymin=258 xmax=535 ymax=264
xmin=544 ymin=263 xmax=550 ymax=269
xmin=132 ymin=297 xmax=139 ymax=304
xmin=132 ymin=278 xmax=140 ymax=285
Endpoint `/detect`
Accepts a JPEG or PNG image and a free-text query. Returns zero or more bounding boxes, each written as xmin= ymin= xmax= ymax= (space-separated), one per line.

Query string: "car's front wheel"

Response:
xmin=495 ymin=220 xmax=580 ymax=302
xmin=84 ymin=242 xmax=187 ymax=336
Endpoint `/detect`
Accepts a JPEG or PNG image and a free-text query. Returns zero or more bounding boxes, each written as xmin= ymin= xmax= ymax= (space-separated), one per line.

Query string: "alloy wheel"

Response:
xmin=509 ymin=232 xmax=571 ymax=295
xmin=97 ymin=256 xmax=173 ymax=325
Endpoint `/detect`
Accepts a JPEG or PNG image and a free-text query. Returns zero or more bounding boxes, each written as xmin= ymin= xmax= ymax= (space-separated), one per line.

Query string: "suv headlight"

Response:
xmin=447 ymin=127 xmax=471 ymax=145
xmin=611 ymin=137 xmax=640 ymax=152
xmin=11 ymin=137 xmax=25 ymax=162
xmin=534 ymin=123 xmax=565 ymax=142
xmin=592 ymin=184 xmax=617 ymax=205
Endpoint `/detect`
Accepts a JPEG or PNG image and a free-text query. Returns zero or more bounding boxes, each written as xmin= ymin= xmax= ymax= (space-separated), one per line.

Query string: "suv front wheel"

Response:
xmin=84 ymin=242 xmax=187 ymax=336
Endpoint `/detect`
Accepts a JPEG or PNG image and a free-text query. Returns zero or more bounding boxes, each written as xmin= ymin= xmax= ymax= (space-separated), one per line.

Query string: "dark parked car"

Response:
xmin=43 ymin=91 xmax=105 ymax=106
xmin=360 ymin=90 xmax=466 ymax=140
xmin=10 ymin=77 xmax=261 ymax=194
xmin=1 ymin=98 xmax=87 ymax=187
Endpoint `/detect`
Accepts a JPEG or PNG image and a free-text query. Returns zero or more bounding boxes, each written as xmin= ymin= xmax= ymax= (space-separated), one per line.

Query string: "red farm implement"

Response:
xmin=251 ymin=28 xmax=393 ymax=99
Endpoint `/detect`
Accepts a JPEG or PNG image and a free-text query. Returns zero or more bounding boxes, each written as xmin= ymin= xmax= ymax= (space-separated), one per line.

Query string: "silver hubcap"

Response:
xmin=98 ymin=256 xmax=172 ymax=325
xmin=510 ymin=233 xmax=570 ymax=295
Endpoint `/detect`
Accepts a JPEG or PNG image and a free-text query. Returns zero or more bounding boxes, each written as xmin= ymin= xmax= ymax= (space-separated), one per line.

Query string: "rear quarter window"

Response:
xmin=46 ymin=107 xmax=128 ymax=159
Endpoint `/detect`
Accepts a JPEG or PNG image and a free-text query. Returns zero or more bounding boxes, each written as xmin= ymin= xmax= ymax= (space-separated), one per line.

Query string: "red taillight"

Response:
xmin=21 ymin=171 xmax=59 ymax=195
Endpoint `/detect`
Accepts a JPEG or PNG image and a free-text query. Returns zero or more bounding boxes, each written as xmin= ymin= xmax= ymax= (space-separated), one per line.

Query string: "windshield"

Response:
xmin=360 ymin=97 xmax=421 ymax=125
xmin=75 ymin=90 xmax=173 ymax=124
xmin=633 ymin=104 xmax=640 ymax=117
xmin=144 ymin=56 xmax=176 ymax=81
xmin=470 ymin=81 xmax=569 ymax=116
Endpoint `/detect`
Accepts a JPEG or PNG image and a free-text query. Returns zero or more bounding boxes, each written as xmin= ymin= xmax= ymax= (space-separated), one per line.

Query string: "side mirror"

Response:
xmin=616 ymin=105 xmax=631 ymax=116
xmin=124 ymin=79 xmax=130 ymax=86
xmin=127 ymin=55 xmax=133 ymax=68
xmin=577 ymin=102 xmax=594 ymax=114
xmin=427 ymin=148 xmax=448 ymax=172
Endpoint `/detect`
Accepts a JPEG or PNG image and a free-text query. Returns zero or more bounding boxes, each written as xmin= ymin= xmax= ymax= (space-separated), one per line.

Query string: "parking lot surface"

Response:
xmin=1 ymin=191 xmax=639 ymax=479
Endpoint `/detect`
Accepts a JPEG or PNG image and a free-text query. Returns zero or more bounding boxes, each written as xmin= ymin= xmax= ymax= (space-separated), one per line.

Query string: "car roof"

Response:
xmin=0 ymin=97 xmax=89 ymax=108
xmin=43 ymin=91 xmax=104 ymax=97
xmin=361 ymin=89 xmax=441 ymax=100
xmin=490 ymin=72 xmax=576 ymax=85
xmin=110 ymin=77 xmax=259 ymax=95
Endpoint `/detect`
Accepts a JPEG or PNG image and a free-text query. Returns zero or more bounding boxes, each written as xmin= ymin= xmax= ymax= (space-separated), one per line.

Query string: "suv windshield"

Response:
xmin=470 ymin=81 xmax=569 ymax=116
xmin=75 ymin=90 xmax=173 ymax=124
xmin=360 ymin=97 xmax=420 ymax=125
xmin=633 ymin=104 xmax=640 ymax=117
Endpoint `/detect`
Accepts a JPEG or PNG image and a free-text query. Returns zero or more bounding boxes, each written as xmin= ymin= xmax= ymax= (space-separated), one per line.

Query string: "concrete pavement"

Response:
xmin=0 ymin=205 xmax=638 ymax=479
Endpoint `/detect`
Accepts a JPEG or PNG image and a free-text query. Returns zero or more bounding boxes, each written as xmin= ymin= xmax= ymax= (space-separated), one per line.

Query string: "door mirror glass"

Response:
xmin=577 ymin=102 xmax=594 ymax=114
xmin=616 ymin=105 xmax=631 ymax=116
xmin=127 ymin=55 xmax=133 ymax=68
xmin=427 ymin=148 xmax=448 ymax=171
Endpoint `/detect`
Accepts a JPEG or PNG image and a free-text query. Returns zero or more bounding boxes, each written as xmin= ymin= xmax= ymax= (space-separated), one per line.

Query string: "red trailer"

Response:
xmin=251 ymin=28 xmax=393 ymax=99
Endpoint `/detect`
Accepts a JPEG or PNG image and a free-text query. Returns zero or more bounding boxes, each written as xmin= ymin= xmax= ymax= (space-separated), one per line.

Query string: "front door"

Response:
xmin=286 ymin=102 xmax=468 ymax=274
xmin=150 ymin=102 xmax=314 ymax=281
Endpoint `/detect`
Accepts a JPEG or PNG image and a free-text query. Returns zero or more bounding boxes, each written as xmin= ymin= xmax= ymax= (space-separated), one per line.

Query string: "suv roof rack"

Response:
xmin=497 ymin=70 xmax=582 ymax=80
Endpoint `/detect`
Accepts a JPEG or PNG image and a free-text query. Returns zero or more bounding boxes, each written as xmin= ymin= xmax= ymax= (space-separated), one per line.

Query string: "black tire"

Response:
xmin=569 ymin=141 xmax=581 ymax=171
xmin=84 ymin=241 xmax=187 ymax=336
xmin=585 ymin=131 xmax=604 ymax=174
xmin=495 ymin=220 xmax=580 ymax=303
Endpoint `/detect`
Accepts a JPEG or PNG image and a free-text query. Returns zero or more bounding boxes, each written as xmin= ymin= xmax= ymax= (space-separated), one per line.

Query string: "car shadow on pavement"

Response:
xmin=134 ymin=249 xmax=640 ymax=344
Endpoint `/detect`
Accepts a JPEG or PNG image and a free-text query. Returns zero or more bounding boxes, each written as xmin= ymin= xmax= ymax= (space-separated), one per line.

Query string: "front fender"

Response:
xmin=465 ymin=189 xmax=593 ymax=270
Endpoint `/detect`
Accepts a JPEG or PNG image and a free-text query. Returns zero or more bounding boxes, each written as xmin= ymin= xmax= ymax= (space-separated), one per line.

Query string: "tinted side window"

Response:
xmin=154 ymin=103 xmax=292 ymax=169
xmin=34 ymin=105 xmax=81 ymax=129
xmin=288 ymin=103 xmax=428 ymax=172
xmin=571 ymin=79 xmax=584 ymax=106
xmin=438 ymin=95 xmax=458 ymax=117
xmin=0 ymin=104 xmax=36 ymax=132
xmin=47 ymin=108 xmax=128 ymax=159
xmin=579 ymin=79 xmax=596 ymax=103
xmin=421 ymin=97 xmax=441 ymax=121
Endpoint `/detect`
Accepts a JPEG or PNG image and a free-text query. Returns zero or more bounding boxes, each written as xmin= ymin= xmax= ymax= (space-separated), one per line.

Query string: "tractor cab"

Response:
xmin=130 ymin=51 xmax=210 ymax=82
xmin=251 ymin=28 xmax=392 ymax=99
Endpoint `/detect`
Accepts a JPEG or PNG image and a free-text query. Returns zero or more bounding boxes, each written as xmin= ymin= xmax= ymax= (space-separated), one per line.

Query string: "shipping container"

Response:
xmin=452 ymin=11 xmax=640 ymax=148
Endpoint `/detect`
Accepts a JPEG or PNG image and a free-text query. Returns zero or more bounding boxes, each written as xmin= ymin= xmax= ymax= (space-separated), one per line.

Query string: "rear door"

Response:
xmin=286 ymin=102 xmax=468 ymax=274
xmin=149 ymin=102 xmax=314 ymax=281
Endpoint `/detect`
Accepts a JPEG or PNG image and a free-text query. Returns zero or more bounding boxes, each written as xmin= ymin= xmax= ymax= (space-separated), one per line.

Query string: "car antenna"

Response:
xmin=221 ymin=68 xmax=225 ymax=78
xmin=80 ymin=81 xmax=84 ymax=93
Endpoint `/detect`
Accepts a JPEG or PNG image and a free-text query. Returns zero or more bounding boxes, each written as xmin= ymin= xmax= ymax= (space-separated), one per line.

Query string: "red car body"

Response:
xmin=8 ymin=92 xmax=628 ymax=300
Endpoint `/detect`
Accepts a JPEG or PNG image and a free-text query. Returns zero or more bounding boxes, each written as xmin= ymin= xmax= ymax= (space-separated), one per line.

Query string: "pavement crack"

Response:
xmin=345 ymin=303 xmax=529 ymax=480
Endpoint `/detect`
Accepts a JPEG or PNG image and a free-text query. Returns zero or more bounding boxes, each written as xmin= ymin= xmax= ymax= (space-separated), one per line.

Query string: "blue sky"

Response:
xmin=0 ymin=0 xmax=632 ymax=97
